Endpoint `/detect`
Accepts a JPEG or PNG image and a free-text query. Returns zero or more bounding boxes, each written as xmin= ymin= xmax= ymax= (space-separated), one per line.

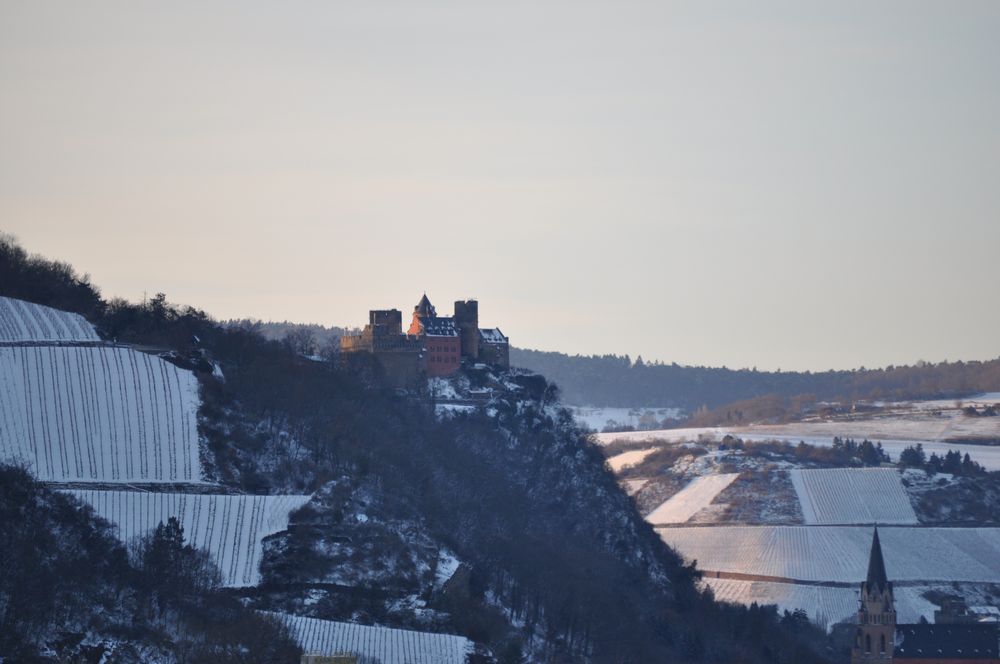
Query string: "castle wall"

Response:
xmin=374 ymin=349 xmax=425 ymax=388
xmin=425 ymin=336 xmax=461 ymax=377
xmin=479 ymin=342 xmax=509 ymax=369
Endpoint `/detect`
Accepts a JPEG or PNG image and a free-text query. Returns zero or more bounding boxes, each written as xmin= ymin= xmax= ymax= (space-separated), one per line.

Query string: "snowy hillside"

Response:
xmin=597 ymin=427 xmax=1000 ymax=470
xmin=645 ymin=473 xmax=739 ymax=524
xmin=0 ymin=346 xmax=202 ymax=482
xmin=265 ymin=611 xmax=473 ymax=664
xmin=568 ymin=406 xmax=682 ymax=431
xmin=702 ymin=578 xmax=937 ymax=629
xmin=791 ymin=468 xmax=917 ymax=525
xmin=659 ymin=526 xmax=1000 ymax=583
xmin=0 ymin=296 xmax=99 ymax=342
xmin=66 ymin=490 xmax=312 ymax=586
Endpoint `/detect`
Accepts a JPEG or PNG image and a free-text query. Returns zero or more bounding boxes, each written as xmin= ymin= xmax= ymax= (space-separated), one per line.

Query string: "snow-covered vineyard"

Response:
xmin=0 ymin=345 xmax=202 ymax=482
xmin=0 ymin=296 xmax=100 ymax=342
xmin=264 ymin=612 xmax=474 ymax=664
xmin=66 ymin=490 xmax=312 ymax=587
xmin=0 ymin=295 xmax=479 ymax=655
xmin=701 ymin=578 xmax=937 ymax=629
xmin=658 ymin=526 xmax=1000 ymax=584
xmin=645 ymin=473 xmax=739 ymax=524
xmin=790 ymin=468 xmax=917 ymax=525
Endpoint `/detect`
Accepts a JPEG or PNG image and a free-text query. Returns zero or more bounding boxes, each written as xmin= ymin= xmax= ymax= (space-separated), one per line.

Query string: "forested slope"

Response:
xmin=512 ymin=348 xmax=1000 ymax=410
xmin=0 ymin=235 xmax=835 ymax=663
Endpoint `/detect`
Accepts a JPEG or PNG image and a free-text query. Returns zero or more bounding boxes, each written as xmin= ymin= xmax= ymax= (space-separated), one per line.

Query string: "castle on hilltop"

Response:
xmin=340 ymin=294 xmax=509 ymax=387
xmin=852 ymin=528 xmax=998 ymax=663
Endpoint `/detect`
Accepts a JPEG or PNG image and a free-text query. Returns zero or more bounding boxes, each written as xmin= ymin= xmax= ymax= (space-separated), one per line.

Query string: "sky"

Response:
xmin=2 ymin=1 xmax=998 ymax=371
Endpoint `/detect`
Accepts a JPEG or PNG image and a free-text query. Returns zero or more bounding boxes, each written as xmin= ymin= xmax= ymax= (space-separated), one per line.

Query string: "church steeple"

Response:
xmin=866 ymin=527 xmax=889 ymax=594
xmin=851 ymin=527 xmax=896 ymax=663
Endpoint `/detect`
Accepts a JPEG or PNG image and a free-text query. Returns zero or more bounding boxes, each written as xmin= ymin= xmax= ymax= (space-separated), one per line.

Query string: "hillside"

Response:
xmin=595 ymin=398 xmax=1000 ymax=633
xmin=0 ymin=235 xmax=836 ymax=662
xmin=511 ymin=348 xmax=1000 ymax=411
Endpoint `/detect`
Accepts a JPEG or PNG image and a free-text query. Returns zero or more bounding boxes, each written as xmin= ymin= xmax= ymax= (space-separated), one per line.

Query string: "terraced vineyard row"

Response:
xmin=658 ymin=526 xmax=1000 ymax=583
xmin=0 ymin=296 xmax=99 ymax=342
xmin=264 ymin=612 xmax=473 ymax=664
xmin=790 ymin=467 xmax=917 ymax=525
xmin=67 ymin=490 xmax=312 ymax=587
xmin=0 ymin=345 xmax=202 ymax=482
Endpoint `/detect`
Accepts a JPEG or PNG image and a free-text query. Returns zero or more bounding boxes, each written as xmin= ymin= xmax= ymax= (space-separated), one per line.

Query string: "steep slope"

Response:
xmin=0 ymin=295 xmax=99 ymax=342
xmin=0 ymin=345 xmax=203 ymax=483
xmin=0 ymin=235 xmax=836 ymax=663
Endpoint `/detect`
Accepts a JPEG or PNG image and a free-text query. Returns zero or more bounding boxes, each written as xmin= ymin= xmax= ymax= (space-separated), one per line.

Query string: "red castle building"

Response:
xmin=340 ymin=294 xmax=509 ymax=386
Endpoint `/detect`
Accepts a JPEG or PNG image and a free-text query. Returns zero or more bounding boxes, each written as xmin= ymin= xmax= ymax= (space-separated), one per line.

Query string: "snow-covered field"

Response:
xmin=569 ymin=406 xmax=682 ymax=431
xmin=0 ymin=296 xmax=99 ymax=343
xmin=596 ymin=428 xmax=1000 ymax=471
xmin=595 ymin=426 xmax=723 ymax=445
xmin=265 ymin=611 xmax=473 ymax=663
xmin=702 ymin=578 xmax=937 ymax=628
xmin=790 ymin=468 xmax=917 ymax=525
xmin=67 ymin=490 xmax=311 ymax=587
xmin=658 ymin=526 xmax=1000 ymax=583
xmin=646 ymin=473 xmax=739 ymax=524
xmin=0 ymin=346 xmax=203 ymax=482
xmin=606 ymin=447 xmax=661 ymax=472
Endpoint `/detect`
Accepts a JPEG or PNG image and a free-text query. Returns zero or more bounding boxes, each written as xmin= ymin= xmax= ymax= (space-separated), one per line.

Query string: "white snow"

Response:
xmin=264 ymin=611 xmax=473 ymax=663
xmin=0 ymin=296 xmax=99 ymax=342
xmin=658 ymin=526 xmax=1000 ymax=583
xmin=66 ymin=490 xmax=312 ymax=587
xmin=790 ymin=468 xmax=918 ymax=525
xmin=0 ymin=346 xmax=203 ymax=482
xmin=596 ymin=427 xmax=1000 ymax=471
xmin=624 ymin=478 xmax=649 ymax=496
xmin=434 ymin=550 xmax=461 ymax=589
xmin=702 ymin=578 xmax=937 ymax=629
xmin=428 ymin=377 xmax=460 ymax=400
xmin=607 ymin=447 xmax=660 ymax=472
xmin=569 ymin=406 xmax=683 ymax=431
xmin=595 ymin=426 xmax=723 ymax=445
xmin=645 ymin=473 xmax=739 ymax=524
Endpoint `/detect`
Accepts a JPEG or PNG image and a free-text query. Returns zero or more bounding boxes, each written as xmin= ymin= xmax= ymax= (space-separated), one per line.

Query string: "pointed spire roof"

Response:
xmin=414 ymin=293 xmax=436 ymax=317
xmin=866 ymin=527 xmax=889 ymax=593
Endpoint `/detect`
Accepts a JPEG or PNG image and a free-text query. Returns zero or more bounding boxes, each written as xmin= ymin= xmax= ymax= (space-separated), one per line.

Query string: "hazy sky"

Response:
xmin=2 ymin=1 xmax=998 ymax=371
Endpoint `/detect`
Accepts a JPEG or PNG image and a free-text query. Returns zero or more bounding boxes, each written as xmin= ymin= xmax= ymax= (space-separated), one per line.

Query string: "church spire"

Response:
xmin=866 ymin=527 xmax=889 ymax=593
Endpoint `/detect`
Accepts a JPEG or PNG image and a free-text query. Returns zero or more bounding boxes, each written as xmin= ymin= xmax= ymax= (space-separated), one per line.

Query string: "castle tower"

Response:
xmin=453 ymin=299 xmax=479 ymax=360
xmin=408 ymin=293 xmax=436 ymax=335
xmin=851 ymin=528 xmax=896 ymax=663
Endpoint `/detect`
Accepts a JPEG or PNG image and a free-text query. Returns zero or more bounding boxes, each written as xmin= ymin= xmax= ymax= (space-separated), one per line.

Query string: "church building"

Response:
xmin=851 ymin=528 xmax=999 ymax=664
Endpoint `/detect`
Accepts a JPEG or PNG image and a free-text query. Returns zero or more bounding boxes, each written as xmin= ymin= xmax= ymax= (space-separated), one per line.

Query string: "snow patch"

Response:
xmin=645 ymin=473 xmax=739 ymax=524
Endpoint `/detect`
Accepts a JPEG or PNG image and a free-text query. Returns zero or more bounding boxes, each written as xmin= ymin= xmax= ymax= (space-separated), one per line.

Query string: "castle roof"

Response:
xmin=420 ymin=316 xmax=458 ymax=337
xmin=414 ymin=294 xmax=436 ymax=317
xmin=479 ymin=328 xmax=508 ymax=344
xmin=895 ymin=623 xmax=998 ymax=659
xmin=866 ymin=527 xmax=889 ymax=594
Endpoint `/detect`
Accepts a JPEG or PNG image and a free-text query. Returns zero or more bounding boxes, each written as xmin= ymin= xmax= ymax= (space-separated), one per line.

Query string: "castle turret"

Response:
xmin=851 ymin=528 xmax=896 ymax=663
xmin=453 ymin=299 xmax=479 ymax=361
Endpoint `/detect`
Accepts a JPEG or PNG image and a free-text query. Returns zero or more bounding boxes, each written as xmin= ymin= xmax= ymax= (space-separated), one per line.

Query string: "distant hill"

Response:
xmin=215 ymin=318 xmax=1000 ymax=413
xmin=511 ymin=347 xmax=1000 ymax=411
